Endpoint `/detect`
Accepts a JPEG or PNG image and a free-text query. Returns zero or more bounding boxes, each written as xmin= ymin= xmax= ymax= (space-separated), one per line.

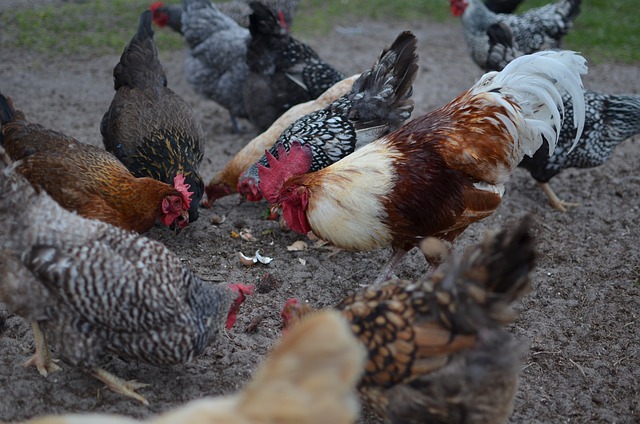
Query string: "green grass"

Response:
xmin=1 ymin=0 xmax=638 ymax=63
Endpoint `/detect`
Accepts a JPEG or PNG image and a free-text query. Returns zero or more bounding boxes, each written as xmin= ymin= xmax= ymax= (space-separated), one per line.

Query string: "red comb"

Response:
xmin=226 ymin=284 xmax=255 ymax=330
xmin=149 ymin=1 xmax=164 ymax=12
xmin=257 ymin=141 xmax=313 ymax=204
xmin=173 ymin=174 xmax=193 ymax=209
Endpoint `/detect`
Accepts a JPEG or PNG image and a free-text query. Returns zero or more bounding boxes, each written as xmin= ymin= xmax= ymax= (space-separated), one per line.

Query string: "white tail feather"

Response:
xmin=471 ymin=50 xmax=587 ymax=157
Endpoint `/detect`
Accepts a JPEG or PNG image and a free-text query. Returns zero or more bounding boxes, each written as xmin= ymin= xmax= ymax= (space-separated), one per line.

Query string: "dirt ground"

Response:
xmin=0 ymin=9 xmax=638 ymax=424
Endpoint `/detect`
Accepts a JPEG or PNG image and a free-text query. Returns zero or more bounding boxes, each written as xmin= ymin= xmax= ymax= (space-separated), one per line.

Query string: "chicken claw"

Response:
xmin=23 ymin=322 xmax=61 ymax=377
xmin=540 ymin=182 xmax=580 ymax=212
xmin=92 ymin=367 xmax=150 ymax=406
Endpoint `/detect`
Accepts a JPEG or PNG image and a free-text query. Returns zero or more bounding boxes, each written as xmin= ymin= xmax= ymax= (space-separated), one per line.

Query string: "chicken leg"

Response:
xmin=23 ymin=321 xmax=61 ymax=377
xmin=92 ymin=367 xmax=150 ymax=406
xmin=540 ymin=182 xmax=580 ymax=212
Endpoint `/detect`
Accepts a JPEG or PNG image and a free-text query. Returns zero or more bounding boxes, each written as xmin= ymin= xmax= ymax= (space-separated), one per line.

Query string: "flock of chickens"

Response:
xmin=0 ymin=0 xmax=638 ymax=423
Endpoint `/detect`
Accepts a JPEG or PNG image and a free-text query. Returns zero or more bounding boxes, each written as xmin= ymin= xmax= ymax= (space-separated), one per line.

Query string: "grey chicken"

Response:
xmin=282 ymin=218 xmax=536 ymax=424
xmin=101 ymin=10 xmax=206 ymax=224
xmin=519 ymin=91 xmax=640 ymax=211
xmin=243 ymin=1 xmax=345 ymax=132
xmin=237 ymin=30 xmax=419 ymax=201
xmin=450 ymin=0 xmax=581 ymax=71
xmin=0 ymin=146 xmax=251 ymax=406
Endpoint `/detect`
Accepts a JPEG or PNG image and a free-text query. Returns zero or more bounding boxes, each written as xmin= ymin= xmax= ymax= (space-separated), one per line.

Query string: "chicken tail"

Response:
xmin=470 ymin=50 xmax=587 ymax=156
xmin=0 ymin=93 xmax=23 ymax=146
xmin=347 ymin=31 xmax=419 ymax=138
xmin=560 ymin=0 xmax=581 ymax=23
xmin=113 ymin=10 xmax=167 ymax=91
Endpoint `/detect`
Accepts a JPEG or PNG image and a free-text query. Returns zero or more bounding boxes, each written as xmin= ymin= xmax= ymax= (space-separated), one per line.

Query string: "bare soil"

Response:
xmin=0 ymin=13 xmax=638 ymax=424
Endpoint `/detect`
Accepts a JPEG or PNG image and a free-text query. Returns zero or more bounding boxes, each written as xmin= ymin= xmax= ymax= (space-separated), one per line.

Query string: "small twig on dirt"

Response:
xmin=613 ymin=356 xmax=630 ymax=366
xmin=532 ymin=350 xmax=562 ymax=356
xmin=568 ymin=357 xmax=588 ymax=379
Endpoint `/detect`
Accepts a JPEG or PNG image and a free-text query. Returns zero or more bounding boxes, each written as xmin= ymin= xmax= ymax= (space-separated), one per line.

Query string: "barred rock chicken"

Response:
xmin=282 ymin=219 xmax=536 ymax=424
xmin=243 ymin=1 xmax=345 ymax=131
xmin=0 ymin=146 xmax=251 ymax=406
xmin=151 ymin=0 xmax=251 ymax=132
xmin=0 ymin=93 xmax=190 ymax=234
xmin=519 ymin=91 xmax=640 ymax=211
xmin=204 ymin=74 xmax=359 ymax=206
xmin=23 ymin=310 xmax=365 ymax=424
xmin=259 ymin=50 xmax=586 ymax=282
xmin=102 ymin=10 xmax=205 ymax=224
xmin=451 ymin=0 xmax=581 ymax=71
xmin=238 ymin=31 xmax=419 ymax=202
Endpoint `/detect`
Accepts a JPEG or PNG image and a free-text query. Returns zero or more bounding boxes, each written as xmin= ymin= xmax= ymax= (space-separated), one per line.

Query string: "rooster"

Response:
xmin=0 ymin=145 xmax=252 ymax=405
xmin=204 ymin=74 xmax=359 ymax=206
xmin=0 ymin=93 xmax=190 ymax=234
xmin=243 ymin=1 xmax=345 ymax=131
xmin=259 ymin=50 xmax=587 ymax=282
xmin=282 ymin=218 xmax=536 ymax=424
xmin=519 ymin=91 xmax=640 ymax=211
xmin=238 ymin=31 xmax=419 ymax=202
xmin=101 ymin=10 xmax=205 ymax=224
xmin=450 ymin=0 xmax=581 ymax=71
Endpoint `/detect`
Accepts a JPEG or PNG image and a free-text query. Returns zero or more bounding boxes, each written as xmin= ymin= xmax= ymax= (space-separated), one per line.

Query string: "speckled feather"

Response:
xmin=0 ymin=147 xmax=234 ymax=370
xmin=101 ymin=10 xmax=205 ymax=222
xmin=519 ymin=91 xmax=640 ymax=182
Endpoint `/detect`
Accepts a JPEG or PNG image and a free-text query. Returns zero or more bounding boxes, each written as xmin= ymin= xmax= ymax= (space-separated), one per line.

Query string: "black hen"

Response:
xmin=243 ymin=1 xmax=345 ymax=131
xmin=519 ymin=91 xmax=640 ymax=211
xmin=101 ymin=10 xmax=205 ymax=224
xmin=238 ymin=31 xmax=420 ymax=201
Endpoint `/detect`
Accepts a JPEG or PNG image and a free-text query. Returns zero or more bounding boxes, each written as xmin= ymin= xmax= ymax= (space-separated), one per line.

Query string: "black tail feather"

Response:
xmin=0 ymin=93 xmax=18 ymax=146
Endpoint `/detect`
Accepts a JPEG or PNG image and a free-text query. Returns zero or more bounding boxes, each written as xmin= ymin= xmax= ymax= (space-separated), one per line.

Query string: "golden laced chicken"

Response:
xmin=243 ymin=1 xmax=345 ymax=132
xmin=101 ymin=10 xmax=205 ymax=224
xmin=238 ymin=31 xmax=419 ymax=202
xmin=258 ymin=50 xmax=587 ymax=283
xmin=450 ymin=0 xmax=581 ymax=71
xmin=0 ymin=146 xmax=252 ymax=405
xmin=204 ymin=74 xmax=359 ymax=206
xmin=282 ymin=218 xmax=536 ymax=424
xmin=0 ymin=93 xmax=190 ymax=233
xmin=21 ymin=311 xmax=365 ymax=424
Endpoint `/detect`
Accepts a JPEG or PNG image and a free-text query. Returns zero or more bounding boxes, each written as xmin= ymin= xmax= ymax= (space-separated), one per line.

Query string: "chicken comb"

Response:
xmin=257 ymin=141 xmax=313 ymax=204
xmin=149 ymin=1 xmax=163 ymax=12
xmin=226 ymin=284 xmax=255 ymax=330
xmin=173 ymin=174 xmax=193 ymax=209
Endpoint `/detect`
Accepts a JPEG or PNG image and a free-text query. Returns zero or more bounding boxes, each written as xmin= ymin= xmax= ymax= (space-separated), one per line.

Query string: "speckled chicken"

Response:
xmin=451 ymin=0 xmax=581 ymax=71
xmin=0 ymin=93 xmax=191 ymax=234
xmin=238 ymin=31 xmax=419 ymax=201
xmin=243 ymin=1 xmax=345 ymax=131
xmin=282 ymin=218 xmax=536 ymax=424
xmin=519 ymin=91 xmax=640 ymax=211
xmin=0 ymin=146 xmax=251 ymax=406
xmin=101 ymin=10 xmax=205 ymax=223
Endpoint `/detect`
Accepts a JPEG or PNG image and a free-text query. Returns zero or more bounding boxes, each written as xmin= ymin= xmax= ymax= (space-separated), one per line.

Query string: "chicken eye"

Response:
xmin=174 ymin=198 xmax=182 ymax=207
xmin=285 ymin=187 xmax=293 ymax=195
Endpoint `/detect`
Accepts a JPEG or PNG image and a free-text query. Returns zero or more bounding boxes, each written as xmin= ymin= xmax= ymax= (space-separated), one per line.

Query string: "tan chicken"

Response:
xmin=203 ymin=74 xmax=359 ymax=206
xmin=20 ymin=310 xmax=365 ymax=424
xmin=282 ymin=218 xmax=536 ymax=424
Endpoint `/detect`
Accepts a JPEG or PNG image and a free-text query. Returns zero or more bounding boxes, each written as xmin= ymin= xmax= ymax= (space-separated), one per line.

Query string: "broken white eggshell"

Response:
xmin=286 ymin=240 xmax=308 ymax=251
xmin=238 ymin=250 xmax=273 ymax=266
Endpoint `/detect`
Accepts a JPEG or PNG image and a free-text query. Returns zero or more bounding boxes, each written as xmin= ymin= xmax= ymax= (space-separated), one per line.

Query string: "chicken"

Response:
xmin=204 ymin=74 xmax=359 ymax=206
xmin=483 ymin=0 xmax=525 ymax=14
xmin=282 ymin=218 xmax=536 ymax=424
xmin=239 ymin=31 xmax=420 ymax=202
xmin=151 ymin=0 xmax=251 ymax=132
xmin=258 ymin=50 xmax=586 ymax=282
xmin=519 ymin=91 xmax=640 ymax=212
xmin=0 ymin=146 xmax=252 ymax=405
xmin=21 ymin=310 xmax=365 ymax=424
xmin=243 ymin=1 xmax=345 ymax=132
xmin=101 ymin=10 xmax=205 ymax=224
xmin=450 ymin=0 xmax=581 ymax=71
xmin=0 ymin=93 xmax=190 ymax=233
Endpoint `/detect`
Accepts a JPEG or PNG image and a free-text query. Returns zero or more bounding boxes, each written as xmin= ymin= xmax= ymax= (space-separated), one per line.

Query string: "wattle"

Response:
xmin=283 ymin=203 xmax=311 ymax=235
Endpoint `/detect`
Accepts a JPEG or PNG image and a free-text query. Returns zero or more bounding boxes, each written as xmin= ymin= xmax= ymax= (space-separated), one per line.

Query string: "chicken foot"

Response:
xmin=540 ymin=182 xmax=580 ymax=212
xmin=23 ymin=321 xmax=61 ymax=377
xmin=92 ymin=367 xmax=150 ymax=406
xmin=373 ymin=248 xmax=408 ymax=286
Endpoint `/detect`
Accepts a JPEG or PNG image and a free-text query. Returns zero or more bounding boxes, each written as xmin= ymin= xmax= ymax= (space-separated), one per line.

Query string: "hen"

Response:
xmin=450 ymin=0 xmax=581 ymax=71
xmin=243 ymin=1 xmax=345 ymax=131
xmin=259 ymin=50 xmax=586 ymax=282
xmin=101 ymin=10 xmax=205 ymax=223
xmin=0 ymin=93 xmax=190 ymax=233
xmin=22 ymin=310 xmax=365 ymax=424
xmin=519 ymin=91 xmax=640 ymax=211
xmin=204 ymin=74 xmax=359 ymax=206
xmin=0 ymin=146 xmax=251 ymax=406
xmin=282 ymin=218 xmax=536 ymax=424
xmin=239 ymin=31 xmax=419 ymax=201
